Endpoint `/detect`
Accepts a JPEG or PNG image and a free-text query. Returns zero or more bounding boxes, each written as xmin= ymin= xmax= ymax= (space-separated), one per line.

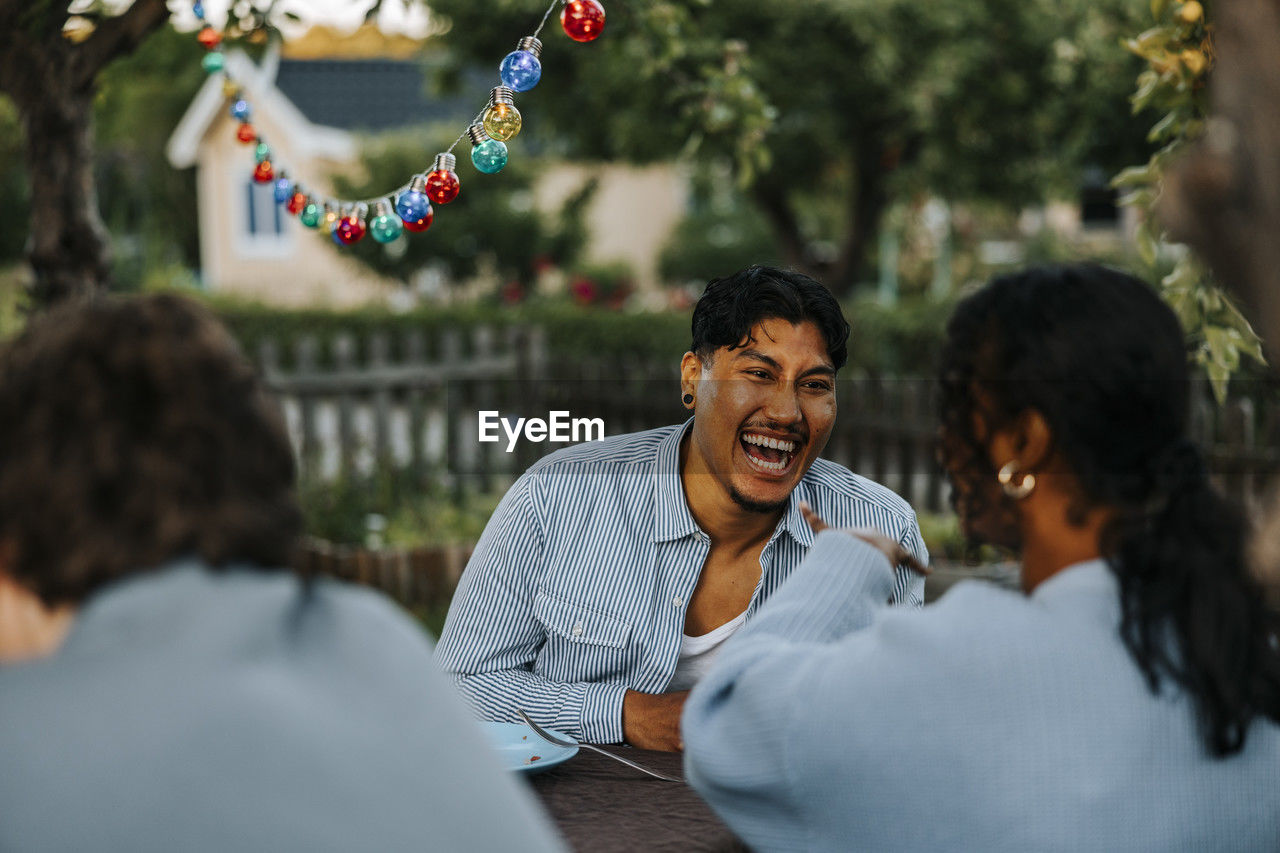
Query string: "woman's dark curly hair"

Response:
xmin=938 ymin=263 xmax=1280 ymax=757
xmin=691 ymin=266 xmax=849 ymax=370
xmin=0 ymin=293 xmax=302 ymax=606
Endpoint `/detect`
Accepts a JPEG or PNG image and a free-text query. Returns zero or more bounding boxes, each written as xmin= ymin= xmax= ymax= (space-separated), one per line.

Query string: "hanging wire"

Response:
xmin=199 ymin=0 xmax=575 ymax=216
xmin=532 ymin=0 xmax=567 ymax=41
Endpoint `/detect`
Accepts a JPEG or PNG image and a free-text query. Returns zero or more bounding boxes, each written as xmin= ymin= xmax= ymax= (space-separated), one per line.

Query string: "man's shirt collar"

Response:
xmin=651 ymin=418 xmax=815 ymax=549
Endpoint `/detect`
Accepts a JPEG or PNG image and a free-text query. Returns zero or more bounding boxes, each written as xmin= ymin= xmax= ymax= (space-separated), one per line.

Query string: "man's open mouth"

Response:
xmin=740 ymin=431 xmax=800 ymax=475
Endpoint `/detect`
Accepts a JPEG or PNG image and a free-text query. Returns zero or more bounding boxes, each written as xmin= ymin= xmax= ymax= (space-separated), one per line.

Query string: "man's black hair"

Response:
xmin=690 ymin=266 xmax=849 ymax=370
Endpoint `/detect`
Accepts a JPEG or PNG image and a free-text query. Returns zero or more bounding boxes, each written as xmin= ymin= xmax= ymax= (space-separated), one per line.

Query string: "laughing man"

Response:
xmin=436 ymin=266 xmax=926 ymax=751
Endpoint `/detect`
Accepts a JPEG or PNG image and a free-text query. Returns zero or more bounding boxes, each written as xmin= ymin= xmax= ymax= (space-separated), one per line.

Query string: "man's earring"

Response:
xmin=997 ymin=461 xmax=1036 ymax=500
xmin=682 ymin=393 xmax=694 ymax=407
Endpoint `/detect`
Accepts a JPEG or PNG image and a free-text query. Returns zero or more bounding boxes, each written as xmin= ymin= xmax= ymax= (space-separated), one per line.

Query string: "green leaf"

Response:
xmin=1111 ymin=164 xmax=1155 ymax=188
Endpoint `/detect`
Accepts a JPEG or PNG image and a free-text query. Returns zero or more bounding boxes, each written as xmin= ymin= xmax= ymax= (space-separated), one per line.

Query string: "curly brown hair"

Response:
xmin=0 ymin=293 xmax=301 ymax=606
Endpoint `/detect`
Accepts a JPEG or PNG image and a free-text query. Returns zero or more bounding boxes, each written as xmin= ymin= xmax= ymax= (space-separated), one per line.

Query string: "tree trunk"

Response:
xmin=0 ymin=0 xmax=172 ymax=309
xmin=21 ymin=85 xmax=113 ymax=306
xmin=750 ymin=147 xmax=892 ymax=297
xmin=1159 ymin=0 xmax=1280 ymax=360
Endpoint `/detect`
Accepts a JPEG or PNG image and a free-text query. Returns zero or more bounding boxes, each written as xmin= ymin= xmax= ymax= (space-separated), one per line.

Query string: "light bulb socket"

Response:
xmin=488 ymin=86 xmax=516 ymax=107
xmin=467 ymin=123 xmax=492 ymax=146
xmin=516 ymin=36 xmax=542 ymax=58
xmin=373 ymin=198 xmax=393 ymax=218
xmin=353 ymin=202 xmax=369 ymax=221
xmin=432 ymin=152 xmax=457 ymax=173
xmin=407 ymin=174 xmax=427 ymax=194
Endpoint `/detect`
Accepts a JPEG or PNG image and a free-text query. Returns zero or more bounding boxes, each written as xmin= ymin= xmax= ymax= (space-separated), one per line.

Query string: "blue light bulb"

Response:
xmin=273 ymin=176 xmax=293 ymax=204
xmin=230 ymin=99 xmax=251 ymax=121
xmin=395 ymin=187 xmax=431 ymax=223
xmin=499 ymin=37 xmax=542 ymax=93
xmin=193 ymin=1 xmax=205 ymax=20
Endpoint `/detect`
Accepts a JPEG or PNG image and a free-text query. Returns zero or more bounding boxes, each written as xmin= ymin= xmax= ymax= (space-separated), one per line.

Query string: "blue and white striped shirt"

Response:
xmin=435 ymin=421 xmax=927 ymax=744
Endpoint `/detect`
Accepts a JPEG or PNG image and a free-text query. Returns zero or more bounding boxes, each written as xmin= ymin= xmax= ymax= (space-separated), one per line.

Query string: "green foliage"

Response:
xmin=331 ymin=129 xmax=594 ymax=285
xmin=1113 ymin=0 xmax=1265 ymax=400
xmin=427 ymin=0 xmax=1148 ymax=287
xmin=659 ymin=170 xmax=784 ymax=285
xmin=203 ymin=286 xmax=949 ymax=375
xmin=94 ymin=24 xmax=208 ymax=285
xmin=298 ymin=469 xmax=500 ymax=548
xmin=0 ymin=98 xmax=29 ymax=266
xmin=0 ymin=267 xmax=29 ymax=341
xmin=916 ymin=512 xmax=1007 ymax=564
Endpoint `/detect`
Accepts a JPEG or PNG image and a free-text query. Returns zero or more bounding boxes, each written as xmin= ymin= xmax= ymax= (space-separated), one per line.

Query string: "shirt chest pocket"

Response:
xmin=533 ymin=591 xmax=633 ymax=648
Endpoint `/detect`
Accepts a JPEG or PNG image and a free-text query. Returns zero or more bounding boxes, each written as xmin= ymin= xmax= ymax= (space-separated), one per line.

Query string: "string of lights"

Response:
xmin=190 ymin=0 xmax=606 ymax=247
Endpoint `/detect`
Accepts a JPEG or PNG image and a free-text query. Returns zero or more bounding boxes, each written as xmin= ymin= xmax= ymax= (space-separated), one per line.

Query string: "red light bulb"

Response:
xmin=253 ymin=161 xmax=274 ymax=183
xmin=425 ymin=153 xmax=460 ymax=205
xmin=286 ymin=191 xmax=307 ymax=215
xmin=197 ymin=26 xmax=222 ymax=49
xmin=561 ymin=0 xmax=605 ymax=42
xmin=336 ymin=209 xmax=368 ymax=245
xmin=236 ymin=123 xmax=256 ymax=144
xmin=402 ymin=208 xmax=434 ymax=233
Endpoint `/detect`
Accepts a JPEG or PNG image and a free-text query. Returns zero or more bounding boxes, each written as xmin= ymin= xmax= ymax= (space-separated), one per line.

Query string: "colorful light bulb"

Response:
xmin=197 ymin=26 xmax=222 ymax=50
xmin=286 ymin=190 xmax=307 ymax=215
xmin=561 ymin=0 xmax=606 ymax=42
xmin=482 ymin=86 xmax=522 ymax=142
xmin=236 ymin=123 xmax=256 ymax=144
xmin=321 ymin=202 xmax=340 ymax=231
xmin=370 ymin=199 xmax=404 ymax=243
xmin=253 ymin=160 xmax=274 ymax=183
xmin=395 ymin=176 xmax=434 ymax=232
xmin=254 ymin=141 xmax=271 ymax=163
xmin=468 ymin=124 xmax=508 ymax=175
xmin=230 ymin=98 xmax=251 ymax=121
xmin=336 ymin=203 xmax=368 ymax=246
xmin=500 ymin=36 xmax=542 ymax=92
xmin=221 ymin=76 xmax=238 ymax=98
xmin=273 ymin=173 xmax=293 ymax=204
xmin=202 ymin=51 xmax=225 ymax=74
xmin=299 ymin=197 xmax=321 ymax=228
xmin=425 ymin=153 xmax=460 ymax=205
xmin=193 ymin=1 xmax=206 ymax=20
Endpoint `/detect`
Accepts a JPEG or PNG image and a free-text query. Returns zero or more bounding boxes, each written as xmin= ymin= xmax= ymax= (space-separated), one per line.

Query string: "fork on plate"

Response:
xmin=516 ymin=709 xmax=683 ymax=782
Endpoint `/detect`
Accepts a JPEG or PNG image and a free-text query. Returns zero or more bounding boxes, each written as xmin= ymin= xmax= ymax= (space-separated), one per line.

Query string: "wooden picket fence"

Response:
xmin=252 ymin=324 xmax=1280 ymax=516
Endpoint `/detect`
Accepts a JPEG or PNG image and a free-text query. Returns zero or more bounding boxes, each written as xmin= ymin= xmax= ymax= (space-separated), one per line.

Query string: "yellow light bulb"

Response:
xmin=483 ymin=103 xmax=522 ymax=142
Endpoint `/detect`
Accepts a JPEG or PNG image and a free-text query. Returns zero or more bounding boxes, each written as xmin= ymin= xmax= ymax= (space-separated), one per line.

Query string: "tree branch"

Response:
xmin=71 ymin=0 xmax=171 ymax=92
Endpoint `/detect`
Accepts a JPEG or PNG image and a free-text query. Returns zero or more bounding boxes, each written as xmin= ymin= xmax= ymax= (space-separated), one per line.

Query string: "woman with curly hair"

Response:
xmin=683 ymin=264 xmax=1280 ymax=852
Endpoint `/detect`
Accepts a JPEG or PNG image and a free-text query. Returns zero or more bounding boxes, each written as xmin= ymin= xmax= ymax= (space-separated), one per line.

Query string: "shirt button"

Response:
xmin=572 ymin=622 xmax=584 ymax=637
xmin=672 ymin=595 xmax=683 ymax=608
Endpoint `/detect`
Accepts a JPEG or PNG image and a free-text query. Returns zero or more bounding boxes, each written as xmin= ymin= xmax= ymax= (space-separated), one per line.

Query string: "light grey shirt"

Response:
xmin=0 ymin=561 xmax=565 ymax=852
xmin=684 ymin=532 xmax=1280 ymax=852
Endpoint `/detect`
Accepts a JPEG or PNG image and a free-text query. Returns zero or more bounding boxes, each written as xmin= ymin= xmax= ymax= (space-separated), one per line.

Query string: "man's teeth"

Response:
xmin=742 ymin=434 xmax=797 ymax=453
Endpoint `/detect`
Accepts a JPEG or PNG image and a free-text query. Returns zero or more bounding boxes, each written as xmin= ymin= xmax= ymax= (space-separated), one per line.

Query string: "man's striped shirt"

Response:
xmin=435 ymin=421 xmax=927 ymax=744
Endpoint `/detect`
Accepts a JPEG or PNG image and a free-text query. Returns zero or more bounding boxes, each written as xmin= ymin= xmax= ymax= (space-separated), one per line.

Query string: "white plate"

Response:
xmin=481 ymin=720 xmax=579 ymax=774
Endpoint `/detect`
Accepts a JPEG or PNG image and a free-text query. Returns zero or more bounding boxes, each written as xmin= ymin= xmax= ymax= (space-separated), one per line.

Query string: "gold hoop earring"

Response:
xmin=997 ymin=461 xmax=1036 ymax=500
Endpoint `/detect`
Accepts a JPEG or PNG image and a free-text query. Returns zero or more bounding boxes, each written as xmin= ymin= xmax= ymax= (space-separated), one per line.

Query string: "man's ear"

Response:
xmin=680 ymin=351 xmax=704 ymax=399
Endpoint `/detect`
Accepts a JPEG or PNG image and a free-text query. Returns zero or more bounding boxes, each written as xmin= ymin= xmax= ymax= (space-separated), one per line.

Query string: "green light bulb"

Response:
xmin=299 ymin=200 xmax=321 ymax=228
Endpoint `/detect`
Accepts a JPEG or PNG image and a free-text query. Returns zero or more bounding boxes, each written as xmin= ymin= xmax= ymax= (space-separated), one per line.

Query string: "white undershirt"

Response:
xmin=665 ymin=610 xmax=749 ymax=693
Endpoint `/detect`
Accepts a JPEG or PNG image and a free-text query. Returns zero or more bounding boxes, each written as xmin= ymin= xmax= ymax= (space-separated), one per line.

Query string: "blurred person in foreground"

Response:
xmin=683 ymin=264 xmax=1280 ymax=851
xmin=0 ymin=295 xmax=564 ymax=853
xmin=437 ymin=266 xmax=926 ymax=751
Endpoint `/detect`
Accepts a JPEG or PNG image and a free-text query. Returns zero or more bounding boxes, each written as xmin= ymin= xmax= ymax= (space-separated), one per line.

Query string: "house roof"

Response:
xmin=274 ymin=59 xmax=477 ymax=132
xmin=166 ymin=48 xmax=489 ymax=171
